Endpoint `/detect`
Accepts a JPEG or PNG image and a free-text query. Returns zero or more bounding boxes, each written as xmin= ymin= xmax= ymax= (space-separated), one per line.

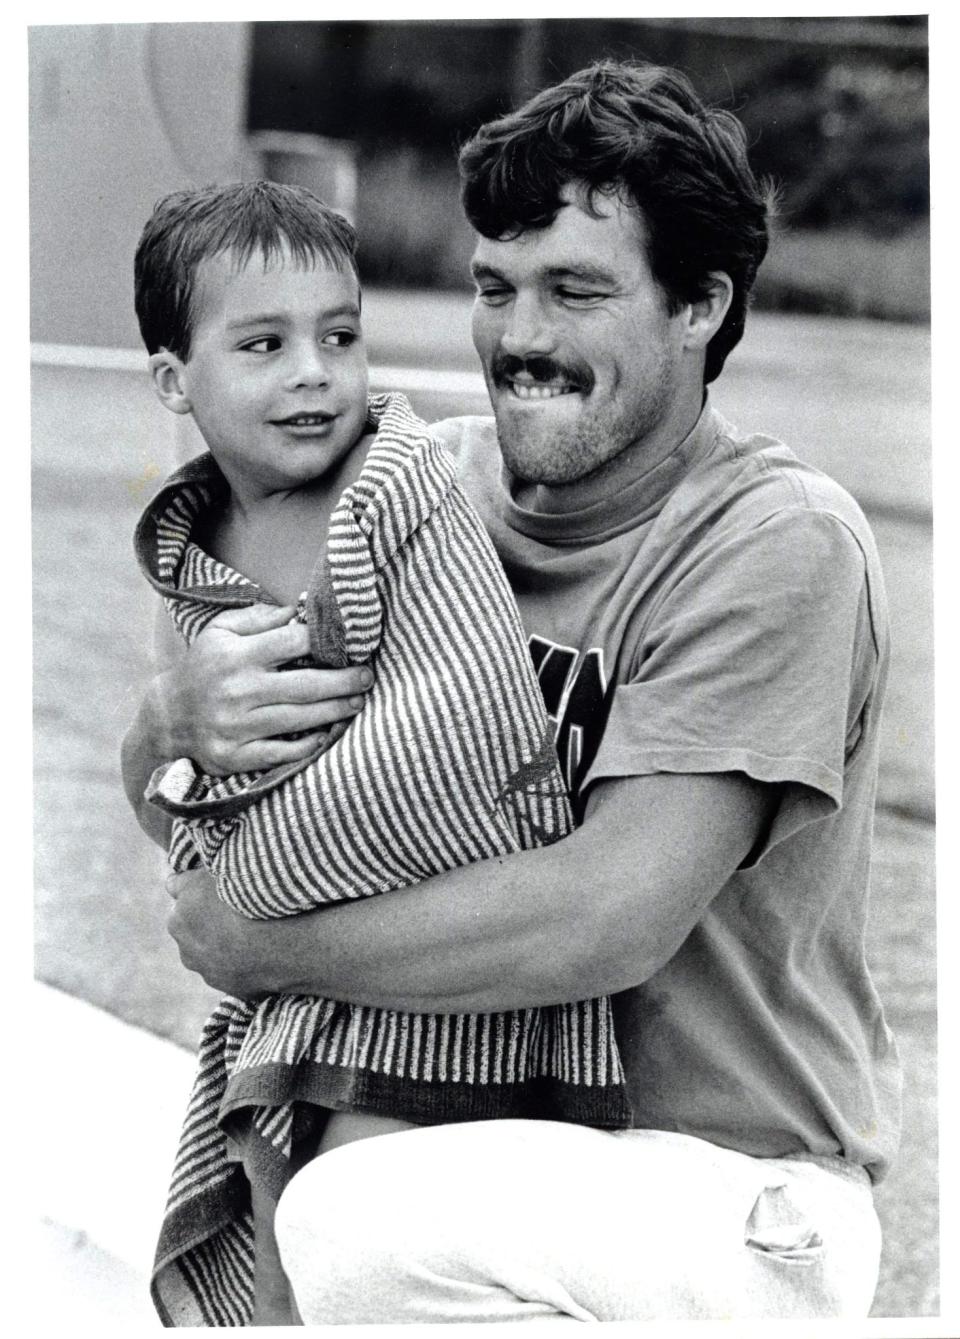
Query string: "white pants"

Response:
xmin=275 ymin=1120 xmax=881 ymax=1324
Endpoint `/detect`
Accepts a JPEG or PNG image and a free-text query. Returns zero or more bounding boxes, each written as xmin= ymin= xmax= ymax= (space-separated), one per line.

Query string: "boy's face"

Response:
xmin=160 ymin=248 xmax=369 ymax=499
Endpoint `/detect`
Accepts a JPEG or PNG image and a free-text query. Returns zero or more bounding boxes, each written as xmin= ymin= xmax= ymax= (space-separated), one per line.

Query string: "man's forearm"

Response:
xmin=121 ymin=681 xmax=174 ymax=849
xmin=274 ymin=785 xmax=730 ymax=1010
xmin=171 ymin=771 xmax=773 ymax=1012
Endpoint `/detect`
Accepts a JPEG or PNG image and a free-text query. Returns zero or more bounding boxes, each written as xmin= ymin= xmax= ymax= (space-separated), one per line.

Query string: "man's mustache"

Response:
xmin=491 ymin=352 xmax=594 ymax=394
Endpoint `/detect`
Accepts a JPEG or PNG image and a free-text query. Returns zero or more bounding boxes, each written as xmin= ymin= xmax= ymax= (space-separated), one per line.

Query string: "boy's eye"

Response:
xmin=323 ymin=329 xmax=358 ymax=347
xmin=240 ymin=335 xmax=281 ymax=353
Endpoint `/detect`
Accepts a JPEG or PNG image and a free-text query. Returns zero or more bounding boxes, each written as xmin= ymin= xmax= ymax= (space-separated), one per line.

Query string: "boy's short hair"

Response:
xmin=458 ymin=61 xmax=772 ymax=384
xmin=134 ymin=180 xmax=359 ymax=359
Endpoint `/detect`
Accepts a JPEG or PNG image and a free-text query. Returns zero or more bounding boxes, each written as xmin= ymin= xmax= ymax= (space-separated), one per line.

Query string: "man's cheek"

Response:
xmin=471 ymin=314 xmax=497 ymax=364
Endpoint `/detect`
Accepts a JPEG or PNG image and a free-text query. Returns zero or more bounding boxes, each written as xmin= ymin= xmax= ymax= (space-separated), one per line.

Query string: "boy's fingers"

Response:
xmin=165 ymin=870 xmax=191 ymax=900
xmin=203 ymin=611 xmax=376 ymax=685
xmin=166 ymin=866 xmax=217 ymax=902
xmin=243 ymin=620 xmax=313 ymax=667
xmin=207 ymin=604 xmax=297 ymax=637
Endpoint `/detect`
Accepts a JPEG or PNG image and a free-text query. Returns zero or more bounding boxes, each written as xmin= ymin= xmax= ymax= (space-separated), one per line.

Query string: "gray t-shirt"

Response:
xmin=434 ymin=402 xmax=902 ymax=1182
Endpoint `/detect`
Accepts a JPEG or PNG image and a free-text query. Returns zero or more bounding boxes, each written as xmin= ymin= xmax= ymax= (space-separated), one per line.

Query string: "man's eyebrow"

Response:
xmin=226 ymin=302 xmax=361 ymax=329
xmin=469 ymin=261 xmax=619 ymax=285
xmin=545 ymin=265 xmax=618 ymax=285
xmin=469 ymin=261 xmax=504 ymax=282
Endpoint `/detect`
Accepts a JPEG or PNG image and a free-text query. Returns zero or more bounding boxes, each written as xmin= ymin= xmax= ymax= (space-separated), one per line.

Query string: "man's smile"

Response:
xmin=507 ymin=378 xmax=578 ymax=401
xmin=492 ymin=353 xmax=593 ymax=403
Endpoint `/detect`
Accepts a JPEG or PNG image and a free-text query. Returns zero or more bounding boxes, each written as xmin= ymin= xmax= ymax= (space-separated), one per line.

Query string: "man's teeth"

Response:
xmin=285 ymin=415 xmax=329 ymax=425
xmin=509 ymin=382 xmax=572 ymax=400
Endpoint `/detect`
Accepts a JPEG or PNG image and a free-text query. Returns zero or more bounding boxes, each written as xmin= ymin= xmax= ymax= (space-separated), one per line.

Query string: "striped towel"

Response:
xmin=135 ymin=393 xmax=630 ymax=1326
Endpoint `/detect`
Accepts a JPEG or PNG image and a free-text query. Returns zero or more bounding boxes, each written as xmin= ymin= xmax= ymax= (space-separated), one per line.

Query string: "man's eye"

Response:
xmin=475 ymin=287 xmax=512 ymax=306
xmin=240 ymin=336 xmax=280 ymax=353
xmin=323 ymin=330 xmax=358 ymax=347
xmin=557 ymin=289 xmax=605 ymax=305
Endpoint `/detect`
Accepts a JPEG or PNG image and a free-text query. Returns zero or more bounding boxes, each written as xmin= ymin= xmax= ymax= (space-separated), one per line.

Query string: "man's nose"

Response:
xmin=499 ymin=295 xmax=556 ymax=358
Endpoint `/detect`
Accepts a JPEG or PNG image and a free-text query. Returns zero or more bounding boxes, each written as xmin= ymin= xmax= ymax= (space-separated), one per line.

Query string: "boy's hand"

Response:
xmin=152 ymin=604 xmax=373 ymax=775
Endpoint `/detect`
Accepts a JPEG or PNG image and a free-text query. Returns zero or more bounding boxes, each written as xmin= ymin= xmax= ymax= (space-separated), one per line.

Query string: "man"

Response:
xmin=122 ymin=61 xmax=901 ymax=1320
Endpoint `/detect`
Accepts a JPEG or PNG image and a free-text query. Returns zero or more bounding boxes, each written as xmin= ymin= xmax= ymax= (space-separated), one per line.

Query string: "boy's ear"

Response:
xmin=149 ymin=350 xmax=193 ymax=416
xmin=682 ymin=272 xmax=733 ymax=353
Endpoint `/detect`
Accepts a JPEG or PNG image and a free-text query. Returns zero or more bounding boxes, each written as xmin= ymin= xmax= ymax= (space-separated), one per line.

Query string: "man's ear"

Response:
xmin=149 ymin=350 xmax=193 ymax=416
xmin=682 ymin=273 xmax=733 ymax=353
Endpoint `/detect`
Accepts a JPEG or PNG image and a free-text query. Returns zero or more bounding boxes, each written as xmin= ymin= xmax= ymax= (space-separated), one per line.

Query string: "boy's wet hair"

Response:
xmin=459 ymin=61 xmax=772 ymax=384
xmin=134 ymin=180 xmax=359 ymax=359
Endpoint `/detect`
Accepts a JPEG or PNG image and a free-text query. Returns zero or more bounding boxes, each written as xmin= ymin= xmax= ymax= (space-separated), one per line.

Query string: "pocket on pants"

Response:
xmin=744 ymin=1181 xmax=825 ymax=1264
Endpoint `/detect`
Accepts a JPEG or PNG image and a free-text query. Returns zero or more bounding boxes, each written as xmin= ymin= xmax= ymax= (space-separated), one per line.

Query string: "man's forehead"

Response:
xmin=470 ymin=193 xmax=646 ymax=276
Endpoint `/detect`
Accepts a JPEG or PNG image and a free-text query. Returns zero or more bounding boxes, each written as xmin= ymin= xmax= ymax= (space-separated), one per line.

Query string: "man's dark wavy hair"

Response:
xmin=134 ymin=180 xmax=358 ymax=360
xmin=459 ymin=61 xmax=772 ymax=384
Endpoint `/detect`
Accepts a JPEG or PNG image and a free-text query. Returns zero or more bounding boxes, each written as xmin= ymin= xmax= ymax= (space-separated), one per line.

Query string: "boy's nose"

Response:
xmin=288 ymin=344 xmax=330 ymax=389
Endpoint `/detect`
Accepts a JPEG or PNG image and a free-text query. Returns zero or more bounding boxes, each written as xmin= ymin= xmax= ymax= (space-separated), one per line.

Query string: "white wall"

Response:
xmin=29 ymin=23 xmax=250 ymax=349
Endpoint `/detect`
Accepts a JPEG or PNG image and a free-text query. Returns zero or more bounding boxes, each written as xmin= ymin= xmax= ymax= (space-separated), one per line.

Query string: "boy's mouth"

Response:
xmin=273 ymin=412 xmax=335 ymax=428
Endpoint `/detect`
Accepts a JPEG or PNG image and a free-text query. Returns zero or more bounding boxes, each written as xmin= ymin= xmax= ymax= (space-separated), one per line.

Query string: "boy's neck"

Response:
xmin=216 ymin=422 xmax=376 ymax=516
xmin=223 ymin=473 xmax=325 ymax=523
xmin=204 ymin=427 xmax=376 ymax=606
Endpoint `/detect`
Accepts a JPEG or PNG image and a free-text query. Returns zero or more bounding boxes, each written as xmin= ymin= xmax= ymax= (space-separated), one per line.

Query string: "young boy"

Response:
xmin=133 ymin=181 xmax=630 ymax=1326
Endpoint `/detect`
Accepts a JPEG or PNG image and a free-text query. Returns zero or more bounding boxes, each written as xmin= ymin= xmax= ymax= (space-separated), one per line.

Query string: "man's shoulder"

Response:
xmin=428 ymin=416 xmax=501 ymax=511
xmin=429 ymin=414 xmax=498 ymax=459
xmin=706 ymin=412 xmax=873 ymax=542
xmin=691 ymin=416 xmax=886 ymax=640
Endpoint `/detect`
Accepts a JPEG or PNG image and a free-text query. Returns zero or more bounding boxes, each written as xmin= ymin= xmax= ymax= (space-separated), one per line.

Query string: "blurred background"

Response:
xmin=31 ymin=16 xmax=934 ymax=1327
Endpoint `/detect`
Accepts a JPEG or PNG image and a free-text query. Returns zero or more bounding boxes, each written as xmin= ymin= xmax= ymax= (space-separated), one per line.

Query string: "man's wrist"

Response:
xmin=252 ymin=914 xmax=323 ymax=998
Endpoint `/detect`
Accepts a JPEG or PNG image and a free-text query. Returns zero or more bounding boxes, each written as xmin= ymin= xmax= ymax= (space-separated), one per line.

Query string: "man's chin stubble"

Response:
xmin=498 ymin=437 xmax=593 ymax=486
xmin=494 ymin=402 xmax=604 ymax=486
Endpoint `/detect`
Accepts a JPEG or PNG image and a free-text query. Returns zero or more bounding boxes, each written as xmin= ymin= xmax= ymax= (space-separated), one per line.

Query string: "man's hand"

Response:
xmin=151 ymin=604 xmax=373 ymax=776
xmin=122 ymin=602 xmax=374 ymax=845
xmin=167 ymin=866 xmax=282 ymax=998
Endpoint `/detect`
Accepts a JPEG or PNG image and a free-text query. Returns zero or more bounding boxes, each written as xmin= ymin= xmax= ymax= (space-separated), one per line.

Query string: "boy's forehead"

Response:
xmin=191 ymin=247 xmax=360 ymax=321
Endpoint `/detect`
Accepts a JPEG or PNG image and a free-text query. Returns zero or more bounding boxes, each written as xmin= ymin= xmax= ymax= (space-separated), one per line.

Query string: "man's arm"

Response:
xmin=121 ymin=601 xmax=189 ymax=848
xmin=167 ymin=768 xmax=774 ymax=1009
xmin=121 ymin=602 xmax=374 ymax=847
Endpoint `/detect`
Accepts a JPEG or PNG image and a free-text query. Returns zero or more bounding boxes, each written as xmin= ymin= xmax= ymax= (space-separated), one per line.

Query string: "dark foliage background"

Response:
xmin=246 ymin=16 xmax=929 ymax=320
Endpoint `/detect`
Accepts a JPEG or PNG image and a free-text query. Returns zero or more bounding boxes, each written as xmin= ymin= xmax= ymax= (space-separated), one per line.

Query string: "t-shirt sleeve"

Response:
xmin=582 ymin=507 xmax=881 ymax=859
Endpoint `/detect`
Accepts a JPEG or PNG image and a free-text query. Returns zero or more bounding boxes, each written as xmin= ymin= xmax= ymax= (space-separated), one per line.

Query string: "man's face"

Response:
xmin=470 ymin=187 xmax=691 ymax=486
xmin=174 ymin=249 xmax=369 ymax=500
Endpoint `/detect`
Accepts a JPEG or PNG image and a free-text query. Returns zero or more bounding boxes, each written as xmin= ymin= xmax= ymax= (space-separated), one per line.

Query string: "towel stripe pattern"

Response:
xmin=136 ymin=394 xmax=630 ymax=1326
